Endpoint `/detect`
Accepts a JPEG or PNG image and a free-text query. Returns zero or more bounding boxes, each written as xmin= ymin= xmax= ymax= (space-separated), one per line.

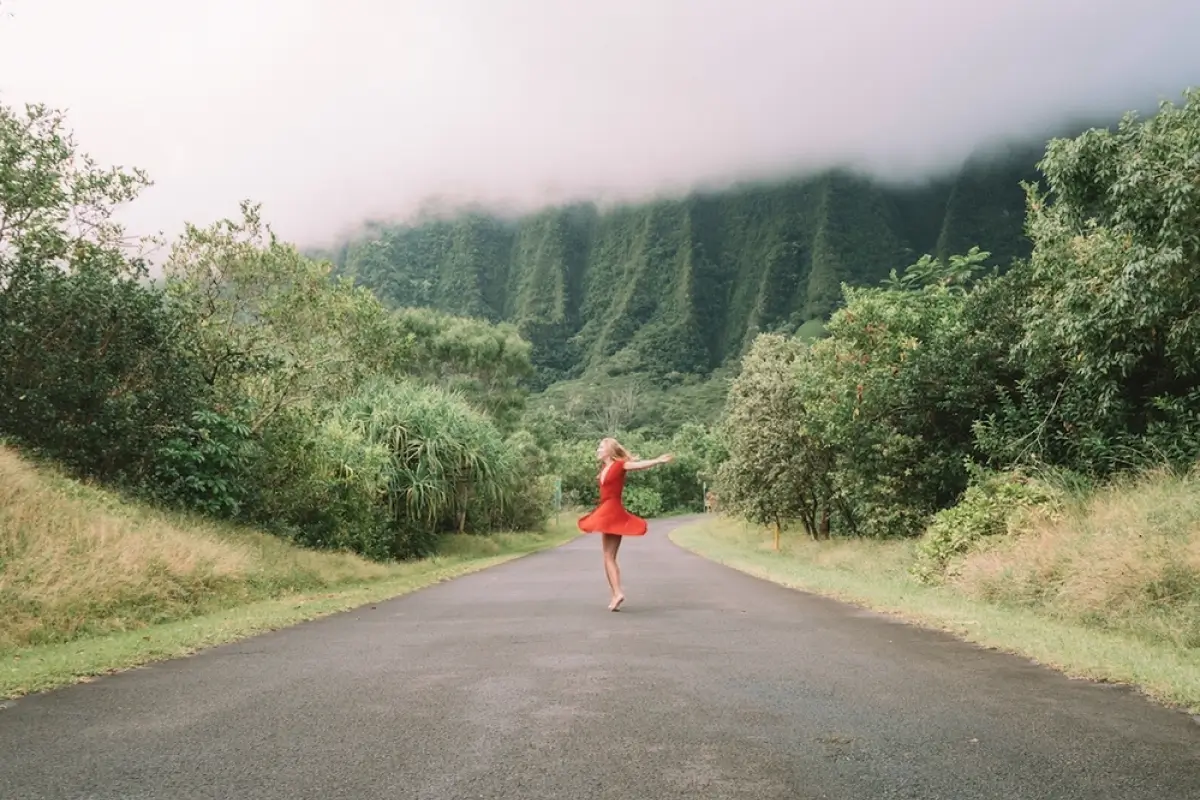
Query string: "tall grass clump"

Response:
xmin=953 ymin=466 xmax=1200 ymax=649
xmin=324 ymin=378 xmax=535 ymax=558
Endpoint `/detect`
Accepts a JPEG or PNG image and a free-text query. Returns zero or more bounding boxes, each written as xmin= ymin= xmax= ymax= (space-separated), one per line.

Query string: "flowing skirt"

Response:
xmin=577 ymin=499 xmax=647 ymax=536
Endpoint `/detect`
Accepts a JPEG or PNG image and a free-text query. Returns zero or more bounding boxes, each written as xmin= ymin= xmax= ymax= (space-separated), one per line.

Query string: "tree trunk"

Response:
xmin=773 ymin=519 xmax=781 ymax=551
xmin=819 ymin=506 xmax=831 ymax=540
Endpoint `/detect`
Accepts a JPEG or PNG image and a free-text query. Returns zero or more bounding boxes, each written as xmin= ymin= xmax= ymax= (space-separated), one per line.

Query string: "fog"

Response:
xmin=1 ymin=0 xmax=1198 ymax=247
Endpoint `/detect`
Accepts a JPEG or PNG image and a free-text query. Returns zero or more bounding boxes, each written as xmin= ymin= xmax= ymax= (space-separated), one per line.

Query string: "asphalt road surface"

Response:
xmin=3 ymin=516 xmax=1199 ymax=799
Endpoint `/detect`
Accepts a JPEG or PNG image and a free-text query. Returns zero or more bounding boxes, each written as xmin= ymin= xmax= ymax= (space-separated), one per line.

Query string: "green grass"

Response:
xmin=0 ymin=444 xmax=577 ymax=698
xmin=671 ymin=516 xmax=1200 ymax=714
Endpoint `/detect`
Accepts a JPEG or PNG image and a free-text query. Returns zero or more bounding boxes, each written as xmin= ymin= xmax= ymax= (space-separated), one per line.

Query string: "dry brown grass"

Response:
xmin=954 ymin=467 xmax=1200 ymax=648
xmin=0 ymin=445 xmax=395 ymax=651
xmin=0 ymin=444 xmax=578 ymax=696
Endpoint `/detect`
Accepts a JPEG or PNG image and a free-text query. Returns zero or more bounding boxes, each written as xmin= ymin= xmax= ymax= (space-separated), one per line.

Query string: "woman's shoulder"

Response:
xmin=603 ymin=459 xmax=627 ymax=479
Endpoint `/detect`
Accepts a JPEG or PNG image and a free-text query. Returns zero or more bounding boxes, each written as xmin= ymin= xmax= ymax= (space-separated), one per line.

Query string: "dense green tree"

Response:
xmin=163 ymin=201 xmax=401 ymax=432
xmin=717 ymin=334 xmax=834 ymax=544
xmin=0 ymin=102 xmax=209 ymax=486
xmin=390 ymin=307 xmax=534 ymax=432
xmin=977 ymin=88 xmax=1200 ymax=473
xmin=719 ymin=248 xmax=1020 ymax=540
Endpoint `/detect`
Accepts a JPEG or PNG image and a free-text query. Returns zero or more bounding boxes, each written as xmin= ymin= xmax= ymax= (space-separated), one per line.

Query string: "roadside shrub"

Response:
xmin=0 ymin=256 xmax=211 ymax=488
xmin=913 ymin=468 xmax=1061 ymax=583
xmin=469 ymin=429 xmax=552 ymax=532
xmin=152 ymin=405 xmax=258 ymax=518
xmin=554 ymin=439 xmax=604 ymax=508
xmin=470 ymin=473 xmax=555 ymax=533
xmin=246 ymin=409 xmax=395 ymax=561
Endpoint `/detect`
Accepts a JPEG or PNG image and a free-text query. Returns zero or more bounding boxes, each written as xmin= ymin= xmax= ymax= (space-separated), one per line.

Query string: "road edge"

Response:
xmin=3 ymin=532 xmax=579 ymax=701
xmin=667 ymin=519 xmax=1200 ymax=718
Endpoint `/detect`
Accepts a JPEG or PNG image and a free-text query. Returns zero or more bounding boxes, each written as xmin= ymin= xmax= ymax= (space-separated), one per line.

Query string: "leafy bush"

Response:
xmin=469 ymin=473 xmax=554 ymax=533
xmin=912 ymin=469 xmax=1061 ymax=583
xmin=553 ymin=439 xmax=605 ymax=508
xmin=245 ymin=409 xmax=395 ymax=560
xmin=468 ymin=430 xmax=553 ymax=532
xmin=152 ymin=406 xmax=258 ymax=518
xmin=623 ymin=485 xmax=664 ymax=518
xmin=0 ymin=255 xmax=213 ymax=488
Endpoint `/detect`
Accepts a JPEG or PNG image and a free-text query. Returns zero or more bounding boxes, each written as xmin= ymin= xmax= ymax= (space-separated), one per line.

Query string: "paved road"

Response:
xmin=3 ymin=517 xmax=1198 ymax=799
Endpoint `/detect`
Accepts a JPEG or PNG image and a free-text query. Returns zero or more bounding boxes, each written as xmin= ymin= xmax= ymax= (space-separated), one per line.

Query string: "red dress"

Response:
xmin=577 ymin=459 xmax=647 ymax=536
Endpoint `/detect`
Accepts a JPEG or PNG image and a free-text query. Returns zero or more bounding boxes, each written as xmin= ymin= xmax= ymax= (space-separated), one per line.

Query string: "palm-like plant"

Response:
xmin=327 ymin=378 xmax=523 ymax=554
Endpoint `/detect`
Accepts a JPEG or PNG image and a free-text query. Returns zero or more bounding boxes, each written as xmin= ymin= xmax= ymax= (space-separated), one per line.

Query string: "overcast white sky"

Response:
xmin=2 ymin=0 xmax=1198 ymax=247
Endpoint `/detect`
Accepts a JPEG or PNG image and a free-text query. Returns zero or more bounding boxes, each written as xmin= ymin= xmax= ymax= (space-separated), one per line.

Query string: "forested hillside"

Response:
xmin=328 ymin=141 xmax=1046 ymax=387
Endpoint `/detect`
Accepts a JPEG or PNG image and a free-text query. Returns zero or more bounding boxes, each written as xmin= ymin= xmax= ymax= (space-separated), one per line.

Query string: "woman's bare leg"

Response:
xmin=602 ymin=533 xmax=625 ymax=611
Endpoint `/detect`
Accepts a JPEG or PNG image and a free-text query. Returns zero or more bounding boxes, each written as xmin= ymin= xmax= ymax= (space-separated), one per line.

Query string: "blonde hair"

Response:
xmin=600 ymin=437 xmax=634 ymax=462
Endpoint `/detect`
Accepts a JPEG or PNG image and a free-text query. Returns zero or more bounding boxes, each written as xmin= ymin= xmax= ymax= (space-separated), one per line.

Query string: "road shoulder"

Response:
xmin=3 ymin=531 xmax=576 ymax=700
xmin=670 ymin=517 xmax=1200 ymax=716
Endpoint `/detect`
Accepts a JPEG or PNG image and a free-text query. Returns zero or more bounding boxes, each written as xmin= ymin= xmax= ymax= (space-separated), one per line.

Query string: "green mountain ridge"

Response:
xmin=327 ymin=142 xmax=1047 ymax=387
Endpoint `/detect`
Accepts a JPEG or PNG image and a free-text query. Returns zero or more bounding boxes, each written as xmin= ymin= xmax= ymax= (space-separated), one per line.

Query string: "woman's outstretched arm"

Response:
xmin=624 ymin=453 xmax=673 ymax=471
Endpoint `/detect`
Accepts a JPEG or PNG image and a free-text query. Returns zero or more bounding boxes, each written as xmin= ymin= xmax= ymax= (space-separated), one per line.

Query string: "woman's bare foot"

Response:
xmin=608 ymin=593 xmax=625 ymax=612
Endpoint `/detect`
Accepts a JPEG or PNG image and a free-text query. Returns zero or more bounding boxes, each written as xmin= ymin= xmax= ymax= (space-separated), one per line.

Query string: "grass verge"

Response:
xmin=670 ymin=517 xmax=1200 ymax=714
xmin=1 ymin=445 xmax=577 ymax=698
xmin=3 ymin=528 xmax=574 ymax=699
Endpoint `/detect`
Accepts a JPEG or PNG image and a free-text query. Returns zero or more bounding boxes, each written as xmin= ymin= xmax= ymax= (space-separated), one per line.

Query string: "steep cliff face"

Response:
xmin=332 ymin=144 xmax=1043 ymax=386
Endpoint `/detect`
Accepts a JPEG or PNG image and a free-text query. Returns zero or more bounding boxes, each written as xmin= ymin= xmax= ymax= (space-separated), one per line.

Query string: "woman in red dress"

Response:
xmin=577 ymin=437 xmax=673 ymax=611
